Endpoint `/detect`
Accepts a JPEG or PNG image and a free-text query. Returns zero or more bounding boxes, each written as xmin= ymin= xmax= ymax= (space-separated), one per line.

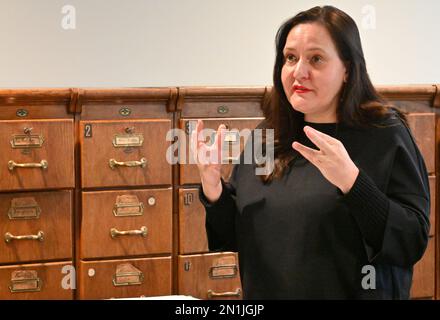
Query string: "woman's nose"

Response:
xmin=292 ymin=59 xmax=310 ymax=80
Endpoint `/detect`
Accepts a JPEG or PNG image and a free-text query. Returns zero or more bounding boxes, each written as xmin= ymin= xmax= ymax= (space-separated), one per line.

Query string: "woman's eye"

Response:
xmin=311 ymin=55 xmax=323 ymax=64
xmin=285 ymin=54 xmax=297 ymax=63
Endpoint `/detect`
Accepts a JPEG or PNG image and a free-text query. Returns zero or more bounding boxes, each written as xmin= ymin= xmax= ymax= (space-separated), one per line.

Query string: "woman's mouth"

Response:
xmin=293 ymin=85 xmax=312 ymax=94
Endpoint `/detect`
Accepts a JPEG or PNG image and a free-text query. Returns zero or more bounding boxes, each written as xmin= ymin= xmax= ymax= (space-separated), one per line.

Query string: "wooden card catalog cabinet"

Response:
xmin=77 ymin=88 xmax=175 ymax=299
xmin=0 ymin=89 xmax=74 ymax=300
xmin=0 ymin=85 xmax=438 ymax=300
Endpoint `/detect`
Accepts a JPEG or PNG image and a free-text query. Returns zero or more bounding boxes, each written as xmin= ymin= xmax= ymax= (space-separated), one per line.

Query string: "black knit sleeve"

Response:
xmin=341 ymin=119 xmax=430 ymax=267
xmin=199 ymin=165 xmax=240 ymax=252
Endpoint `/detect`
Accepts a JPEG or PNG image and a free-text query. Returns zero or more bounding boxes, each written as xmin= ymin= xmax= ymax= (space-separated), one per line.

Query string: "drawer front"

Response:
xmin=178 ymin=252 xmax=242 ymax=300
xmin=0 ymin=105 xmax=70 ymax=120
xmin=429 ymin=176 xmax=435 ymax=237
xmin=407 ymin=113 xmax=435 ymax=175
xmin=179 ymin=188 xmax=208 ymax=254
xmin=180 ymin=118 xmax=263 ymax=184
xmin=0 ymin=191 xmax=72 ymax=264
xmin=78 ymin=257 xmax=172 ymax=299
xmin=80 ymin=120 xmax=172 ymax=188
xmin=81 ymin=103 xmax=172 ymax=120
xmin=81 ymin=188 xmax=172 ymax=259
xmin=0 ymin=262 xmax=74 ymax=300
xmin=182 ymin=101 xmax=264 ymax=118
xmin=0 ymin=119 xmax=74 ymax=191
xmin=410 ymin=237 xmax=435 ymax=299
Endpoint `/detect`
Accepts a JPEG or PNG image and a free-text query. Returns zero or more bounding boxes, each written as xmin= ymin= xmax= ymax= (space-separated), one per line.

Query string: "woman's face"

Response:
xmin=281 ymin=22 xmax=347 ymax=123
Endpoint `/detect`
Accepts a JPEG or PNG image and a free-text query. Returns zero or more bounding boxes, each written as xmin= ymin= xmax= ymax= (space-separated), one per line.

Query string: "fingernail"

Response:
xmin=305 ymin=126 xmax=315 ymax=133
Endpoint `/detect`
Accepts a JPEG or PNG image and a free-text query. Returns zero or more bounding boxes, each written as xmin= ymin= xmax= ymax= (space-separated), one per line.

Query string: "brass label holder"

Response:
xmin=8 ymin=197 xmax=41 ymax=220
xmin=209 ymin=264 xmax=238 ymax=279
xmin=112 ymin=133 xmax=144 ymax=148
xmin=113 ymin=195 xmax=144 ymax=217
xmin=209 ymin=256 xmax=238 ymax=279
xmin=10 ymin=134 xmax=44 ymax=149
xmin=113 ymin=263 xmax=144 ymax=287
xmin=9 ymin=270 xmax=42 ymax=293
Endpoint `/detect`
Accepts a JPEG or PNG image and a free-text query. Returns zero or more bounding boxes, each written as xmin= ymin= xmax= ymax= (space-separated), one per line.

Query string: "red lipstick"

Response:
xmin=293 ymin=85 xmax=311 ymax=93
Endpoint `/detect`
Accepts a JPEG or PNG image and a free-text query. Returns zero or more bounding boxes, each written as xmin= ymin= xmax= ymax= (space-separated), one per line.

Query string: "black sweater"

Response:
xmin=199 ymin=113 xmax=430 ymax=299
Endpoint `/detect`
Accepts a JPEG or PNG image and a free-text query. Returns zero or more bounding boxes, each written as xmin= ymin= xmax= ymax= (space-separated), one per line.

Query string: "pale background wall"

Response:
xmin=0 ymin=0 xmax=438 ymax=87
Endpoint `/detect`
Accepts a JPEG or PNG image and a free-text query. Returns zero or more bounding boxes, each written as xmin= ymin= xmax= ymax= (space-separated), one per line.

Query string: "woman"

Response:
xmin=192 ymin=6 xmax=430 ymax=299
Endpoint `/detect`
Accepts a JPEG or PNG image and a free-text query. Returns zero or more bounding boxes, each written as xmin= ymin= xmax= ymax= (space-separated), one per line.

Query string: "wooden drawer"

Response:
xmin=78 ymin=256 xmax=172 ymax=299
xmin=178 ymin=87 xmax=266 ymax=118
xmin=81 ymin=188 xmax=172 ymax=259
xmin=178 ymin=252 xmax=242 ymax=300
xmin=182 ymin=101 xmax=264 ymax=118
xmin=410 ymin=237 xmax=435 ymax=299
xmin=179 ymin=188 xmax=208 ymax=254
xmin=429 ymin=176 xmax=435 ymax=237
xmin=80 ymin=119 xmax=172 ymax=188
xmin=0 ymin=105 xmax=71 ymax=120
xmin=0 ymin=261 xmax=74 ymax=300
xmin=407 ymin=113 xmax=435 ymax=175
xmin=0 ymin=119 xmax=74 ymax=191
xmin=0 ymin=191 xmax=72 ymax=264
xmin=179 ymin=118 xmax=263 ymax=184
xmin=81 ymin=103 xmax=172 ymax=120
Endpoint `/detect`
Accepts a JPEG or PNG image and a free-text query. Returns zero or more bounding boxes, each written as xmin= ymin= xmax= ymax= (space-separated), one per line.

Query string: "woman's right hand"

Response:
xmin=191 ymin=119 xmax=226 ymax=203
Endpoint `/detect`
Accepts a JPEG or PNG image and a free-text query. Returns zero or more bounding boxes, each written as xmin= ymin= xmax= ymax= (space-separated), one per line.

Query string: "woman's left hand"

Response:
xmin=292 ymin=126 xmax=359 ymax=194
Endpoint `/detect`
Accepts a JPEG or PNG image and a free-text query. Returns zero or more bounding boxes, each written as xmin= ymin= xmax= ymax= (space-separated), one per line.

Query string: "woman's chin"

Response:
xmin=289 ymin=100 xmax=309 ymax=113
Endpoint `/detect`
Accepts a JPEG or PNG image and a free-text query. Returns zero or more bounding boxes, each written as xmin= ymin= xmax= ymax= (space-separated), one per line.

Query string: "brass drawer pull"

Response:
xmin=109 ymin=158 xmax=147 ymax=169
xmin=4 ymin=231 xmax=44 ymax=243
xmin=8 ymin=160 xmax=48 ymax=171
xmin=207 ymin=288 xmax=241 ymax=299
xmin=110 ymin=226 xmax=148 ymax=239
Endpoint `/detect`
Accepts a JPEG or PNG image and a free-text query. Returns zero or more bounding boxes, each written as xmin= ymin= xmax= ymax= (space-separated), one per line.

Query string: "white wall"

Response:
xmin=0 ymin=0 xmax=438 ymax=87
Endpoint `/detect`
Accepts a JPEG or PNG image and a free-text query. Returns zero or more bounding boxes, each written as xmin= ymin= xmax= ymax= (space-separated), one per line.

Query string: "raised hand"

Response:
xmin=191 ymin=119 xmax=226 ymax=202
xmin=292 ymin=126 xmax=359 ymax=194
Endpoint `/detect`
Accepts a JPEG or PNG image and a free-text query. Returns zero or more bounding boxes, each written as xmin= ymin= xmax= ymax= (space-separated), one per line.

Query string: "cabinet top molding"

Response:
xmin=0 ymin=84 xmax=438 ymax=111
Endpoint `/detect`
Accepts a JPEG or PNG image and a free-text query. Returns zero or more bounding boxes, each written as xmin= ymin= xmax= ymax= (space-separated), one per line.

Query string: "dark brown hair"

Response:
xmin=259 ymin=5 xmax=405 ymax=183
